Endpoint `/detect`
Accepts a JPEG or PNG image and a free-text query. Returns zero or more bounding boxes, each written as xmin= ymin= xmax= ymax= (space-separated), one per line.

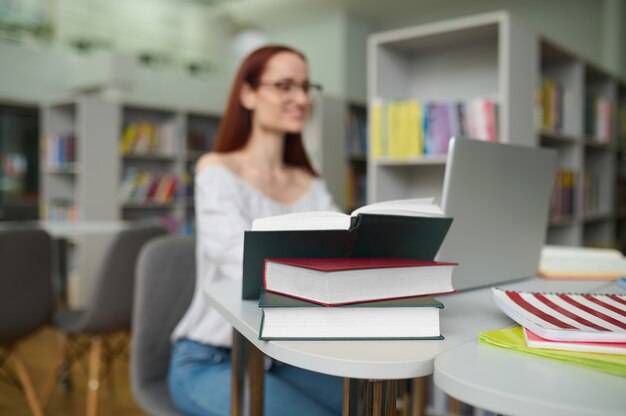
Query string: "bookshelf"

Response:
xmin=538 ymin=38 xmax=619 ymax=248
xmin=0 ymin=103 xmax=40 ymax=221
xmin=304 ymin=95 xmax=368 ymax=212
xmin=41 ymin=96 xmax=121 ymax=308
xmin=345 ymin=102 xmax=368 ymax=211
xmin=41 ymin=96 xmax=221 ymax=306
xmin=182 ymin=111 xmax=221 ymax=234
xmin=118 ymin=104 xmax=182 ymax=231
xmin=368 ymin=11 xmax=625 ymax=250
xmin=41 ymin=96 xmax=120 ymax=222
xmin=615 ymin=83 xmax=626 ymax=251
xmin=117 ymin=103 xmax=221 ymax=234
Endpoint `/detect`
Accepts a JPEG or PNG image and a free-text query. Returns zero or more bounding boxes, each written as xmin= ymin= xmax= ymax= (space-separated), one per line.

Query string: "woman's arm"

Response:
xmin=195 ymin=156 xmax=247 ymax=281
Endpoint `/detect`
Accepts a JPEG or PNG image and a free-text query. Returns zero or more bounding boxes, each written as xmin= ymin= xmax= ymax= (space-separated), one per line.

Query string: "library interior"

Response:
xmin=1 ymin=1 xmax=625 ymax=415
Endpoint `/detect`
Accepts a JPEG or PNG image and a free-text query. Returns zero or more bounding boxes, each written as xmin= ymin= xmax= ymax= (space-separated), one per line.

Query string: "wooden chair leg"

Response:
xmin=41 ymin=332 xmax=68 ymax=408
xmin=87 ymin=337 xmax=103 ymax=416
xmin=10 ymin=347 xmax=45 ymax=416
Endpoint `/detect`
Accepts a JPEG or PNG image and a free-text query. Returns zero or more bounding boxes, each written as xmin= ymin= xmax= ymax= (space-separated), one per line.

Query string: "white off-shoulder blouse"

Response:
xmin=171 ymin=164 xmax=339 ymax=346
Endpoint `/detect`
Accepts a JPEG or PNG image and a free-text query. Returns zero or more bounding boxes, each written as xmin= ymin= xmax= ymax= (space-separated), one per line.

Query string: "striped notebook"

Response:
xmin=492 ymin=287 xmax=626 ymax=343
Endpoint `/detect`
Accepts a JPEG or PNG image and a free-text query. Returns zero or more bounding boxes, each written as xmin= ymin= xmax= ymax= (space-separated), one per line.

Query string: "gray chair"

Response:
xmin=131 ymin=235 xmax=196 ymax=416
xmin=0 ymin=226 xmax=53 ymax=416
xmin=42 ymin=223 xmax=167 ymax=416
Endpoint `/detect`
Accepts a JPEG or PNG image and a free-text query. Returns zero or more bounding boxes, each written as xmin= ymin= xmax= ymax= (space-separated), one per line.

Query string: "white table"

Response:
xmin=204 ymin=277 xmax=607 ymax=415
xmin=433 ymin=280 xmax=626 ymax=416
xmin=434 ymin=341 xmax=626 ymax=416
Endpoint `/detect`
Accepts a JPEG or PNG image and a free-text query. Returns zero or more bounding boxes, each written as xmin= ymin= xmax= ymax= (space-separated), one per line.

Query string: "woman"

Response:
xmin=168 ymin=45 xmax=344 ymax=416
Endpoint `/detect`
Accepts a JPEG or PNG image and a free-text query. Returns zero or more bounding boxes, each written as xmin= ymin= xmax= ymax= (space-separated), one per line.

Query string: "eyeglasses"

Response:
xmin=256 ymin=80 xmax=323 ymax=96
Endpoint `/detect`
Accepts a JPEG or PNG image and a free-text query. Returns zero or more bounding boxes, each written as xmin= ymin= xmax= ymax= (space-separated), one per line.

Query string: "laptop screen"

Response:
xmin=436 ymin=138 xmax=557 ymax=291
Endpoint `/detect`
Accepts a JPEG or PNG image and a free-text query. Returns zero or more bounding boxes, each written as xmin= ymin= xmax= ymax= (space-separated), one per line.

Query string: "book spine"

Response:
xmin=342 ymin=220 xmax=361 ymax=257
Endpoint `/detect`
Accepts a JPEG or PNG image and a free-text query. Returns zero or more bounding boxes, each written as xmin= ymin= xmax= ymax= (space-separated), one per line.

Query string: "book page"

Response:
xmin=351 ymin=197 xmax=443 ymax=217
xmin=251 ymin=211 xmax=351 ymax=231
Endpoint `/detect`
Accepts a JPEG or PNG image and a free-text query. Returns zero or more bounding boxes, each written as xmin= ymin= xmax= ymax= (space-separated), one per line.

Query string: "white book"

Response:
xmin=539 ymin=245 xmax=626 ymax=280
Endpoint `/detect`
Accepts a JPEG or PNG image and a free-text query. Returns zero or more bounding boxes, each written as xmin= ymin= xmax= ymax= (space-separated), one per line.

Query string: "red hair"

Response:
xmin=212 ymin=45 xmax=318 ymax=176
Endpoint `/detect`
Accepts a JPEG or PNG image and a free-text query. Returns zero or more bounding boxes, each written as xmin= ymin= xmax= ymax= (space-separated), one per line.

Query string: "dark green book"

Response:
xmin=258 ymin=290 xmax=444 ymax=340
xmin=243 ymin=201 xmax=453 ymax=299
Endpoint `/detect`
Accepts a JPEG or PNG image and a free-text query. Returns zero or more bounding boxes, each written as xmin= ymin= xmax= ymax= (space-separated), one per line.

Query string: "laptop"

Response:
xmin=435 ymin=138 xmax=558 ymax=291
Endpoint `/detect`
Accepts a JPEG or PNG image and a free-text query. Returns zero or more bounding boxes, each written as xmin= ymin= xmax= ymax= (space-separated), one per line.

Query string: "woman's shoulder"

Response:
xmin=196 ymin=152 xmax=245 ymax=176
xmin=196 ymin=152 xmax=224 ymax=173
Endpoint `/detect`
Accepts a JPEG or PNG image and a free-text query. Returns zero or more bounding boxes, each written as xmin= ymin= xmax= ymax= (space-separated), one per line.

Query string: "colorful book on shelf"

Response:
xmin=492 ymin=287 xmax=626 ymax=343
xmin=242 ymin=198 xmax=453 ymax=299
xmin=479 ymin=326 xmax=626 ymax=377
xmin=263 ymin=257 xmax=456 ymax=306
xmin=523 ymin=327 xmax=626 ymax=355
xmin=538 ymin=245 xmax=626 ymax=280
xmin=258 ymin=290 xmax=444 ymax=341
xmin=145 ymin=174 xmax=162 ymax=201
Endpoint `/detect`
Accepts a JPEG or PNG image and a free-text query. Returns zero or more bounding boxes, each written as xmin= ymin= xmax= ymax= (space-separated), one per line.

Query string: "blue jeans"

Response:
xmin=168 ymin=338 xmax=343 ymax=416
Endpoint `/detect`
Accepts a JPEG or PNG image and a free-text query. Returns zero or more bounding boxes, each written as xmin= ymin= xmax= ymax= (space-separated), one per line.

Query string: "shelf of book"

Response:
xmin=41 ymin=96 xmax=120 ymax=223
xmin=368 ymin=11 xmax=624 ymax=250
xmin=368 ymin=12 xmax=536 ymax=206
xmin=116 ymin=105 xmax=220 ymax=233
xmin=368 ymin=12 xmax=626 ymax=252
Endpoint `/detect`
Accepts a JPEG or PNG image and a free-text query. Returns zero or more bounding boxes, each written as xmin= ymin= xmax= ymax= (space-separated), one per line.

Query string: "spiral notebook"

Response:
xmin=492 ymin=287 xmax=626 ymax=343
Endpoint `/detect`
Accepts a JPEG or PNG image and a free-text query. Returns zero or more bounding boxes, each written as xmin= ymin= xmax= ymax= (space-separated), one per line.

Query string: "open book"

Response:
xmin=539 ymin=245 xmax=626 ymax=280
xmin=243 ymin=198 xmax=453 ymax=299
xmin=251 ymin=198 xmax=444 ymax=231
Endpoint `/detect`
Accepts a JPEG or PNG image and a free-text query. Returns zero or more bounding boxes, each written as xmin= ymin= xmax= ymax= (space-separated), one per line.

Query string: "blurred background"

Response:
xmin=0 ymin=0 xmax=624 ymax=219
xmin=1 ymin=2 xmax=625 ymax=415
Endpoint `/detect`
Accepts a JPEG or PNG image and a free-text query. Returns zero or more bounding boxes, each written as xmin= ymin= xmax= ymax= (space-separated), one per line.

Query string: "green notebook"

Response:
xmin=243 ymin=213 xmax=453 ymax=299
xmin=258 ymin=290 xmax=445 ymax=341
xmin=479 ymin=326 xmax=626 ymax=377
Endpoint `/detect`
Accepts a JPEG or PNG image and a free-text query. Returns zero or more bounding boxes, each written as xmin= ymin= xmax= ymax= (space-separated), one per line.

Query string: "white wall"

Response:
xmin=267 ymin=13 xmax=372 ymax=103
xmin=267 ymin=14 xmax=347 ymax=99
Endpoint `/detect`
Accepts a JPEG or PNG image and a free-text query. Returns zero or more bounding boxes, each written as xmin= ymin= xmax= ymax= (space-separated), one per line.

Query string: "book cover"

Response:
xmin=479 ymin=326 xmax=626 ymax=377
xmin=523 ymin=328 xmax=626 ymax=355
xmin=258 ymin=291 xmax=444 ymax=341
xmin=263 ymin=257 xmax=456 ymax=306
xmin=492 ymin=288 xmax=626 ymax=342
xmin=243 ymin=209 xmax=453 ymax=299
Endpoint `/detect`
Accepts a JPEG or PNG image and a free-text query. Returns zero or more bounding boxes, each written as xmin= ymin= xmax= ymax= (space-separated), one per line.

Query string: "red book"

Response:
xmin=263 ymin=257 xmax=457 ymax=306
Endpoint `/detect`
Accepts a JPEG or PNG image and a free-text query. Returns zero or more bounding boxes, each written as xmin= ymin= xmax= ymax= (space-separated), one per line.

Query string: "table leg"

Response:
xmin=231 ymin=330 xmax=264 ymax=416
xmin=344 ymin=378 xmax=397 ymax=416
xmin=405 ymin=377 xmax=428 ymax=416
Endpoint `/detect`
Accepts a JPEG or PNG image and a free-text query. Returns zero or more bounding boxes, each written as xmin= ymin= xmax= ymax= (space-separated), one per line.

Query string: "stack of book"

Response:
xmin=482 ymin=287 xmax=626 ymax=376
xmin=242 ymin=198 xmax=458 ymax=341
